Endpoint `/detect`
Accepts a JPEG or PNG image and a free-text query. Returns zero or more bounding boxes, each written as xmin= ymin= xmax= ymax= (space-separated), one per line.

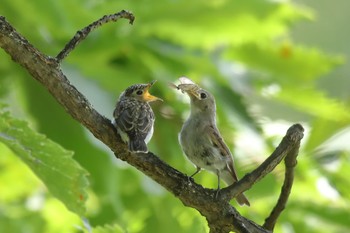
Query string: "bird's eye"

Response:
xmin=136 ymin=90 xmax=143 ymax=95
xmin=200 ymin=92 xmax=207 ymax=99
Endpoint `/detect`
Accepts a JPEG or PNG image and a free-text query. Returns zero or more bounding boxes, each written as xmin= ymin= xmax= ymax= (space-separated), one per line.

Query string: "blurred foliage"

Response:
xmin=0 ymin=107 xmax=88 ymax=215
xmin=1 ymin=0 xmax=350 ymax=233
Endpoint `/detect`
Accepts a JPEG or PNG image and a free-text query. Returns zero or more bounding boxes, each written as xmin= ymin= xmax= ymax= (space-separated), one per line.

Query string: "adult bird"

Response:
xmin=176 ymin=77 xmax=250 ymax=206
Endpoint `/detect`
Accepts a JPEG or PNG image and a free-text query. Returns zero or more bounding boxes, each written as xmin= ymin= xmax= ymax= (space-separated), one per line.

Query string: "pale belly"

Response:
xmin=179 ymin=125 xmax=227 ymax=172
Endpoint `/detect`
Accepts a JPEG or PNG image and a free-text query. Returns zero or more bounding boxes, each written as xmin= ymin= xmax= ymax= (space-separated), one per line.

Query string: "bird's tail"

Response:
xmin=221 ymin=169 xmax=250 ymax=206
xmin=129 ymin=139 xmax=148 ymax=153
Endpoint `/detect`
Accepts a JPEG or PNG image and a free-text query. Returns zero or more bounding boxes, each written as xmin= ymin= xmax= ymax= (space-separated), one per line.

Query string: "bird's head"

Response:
xmin=123 ymin=80 xmax=162 ymax=103
xmin=185 ymin=87 xmax=216 ymax=115
xmin=172 ymin=77 xmax=216 ymax=115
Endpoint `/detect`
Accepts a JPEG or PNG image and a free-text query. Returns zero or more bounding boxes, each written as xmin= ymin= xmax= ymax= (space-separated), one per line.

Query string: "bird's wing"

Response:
xmin=206 ymin=124 xmax=239 ymax=181
xmin=135 ymin=107 xmax=155 ymax=138
xmin=114 ymin=101 xmax=135 ymax=133
xmin=114 ymin=100 xmax=154 ymax=140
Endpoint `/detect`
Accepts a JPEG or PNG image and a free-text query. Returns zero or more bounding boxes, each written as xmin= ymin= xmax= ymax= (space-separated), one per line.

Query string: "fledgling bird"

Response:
xmin=113 ymin=81 xmax=162 ymax=153
xmin=175 ymin=77 xmax=250 ymax=206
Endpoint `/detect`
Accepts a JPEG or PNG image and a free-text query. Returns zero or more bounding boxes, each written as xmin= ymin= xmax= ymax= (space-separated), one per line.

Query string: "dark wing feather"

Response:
xmin=114 ymin=99 xmax=154 ymax=141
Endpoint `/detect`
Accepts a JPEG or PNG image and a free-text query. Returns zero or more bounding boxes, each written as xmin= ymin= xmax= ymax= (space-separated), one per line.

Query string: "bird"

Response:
xmin=113 ymin=80 xmax=162 ymax=153
xmin=176 ymin=77 xmax=250 ymax=206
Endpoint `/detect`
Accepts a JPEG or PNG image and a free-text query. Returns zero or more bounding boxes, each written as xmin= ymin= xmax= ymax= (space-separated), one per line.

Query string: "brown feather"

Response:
xmin=206 ymin=124 xmax=239 ymax=182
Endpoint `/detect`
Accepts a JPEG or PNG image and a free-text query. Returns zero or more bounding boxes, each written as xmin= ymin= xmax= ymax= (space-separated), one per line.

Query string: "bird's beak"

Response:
xmin=170 ymin=78 xmax=201 ymax=99
xmin=181 ymin=85 xmax=201 ymax=100
xmin=185 ymin=89 xmax=201 ymax=100
xmin=143 ymin=80 xmax=163 ymax=102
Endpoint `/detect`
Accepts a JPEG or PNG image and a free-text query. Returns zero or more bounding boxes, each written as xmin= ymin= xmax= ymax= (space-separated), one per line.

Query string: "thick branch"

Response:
xmin=0 ymin=14 xmax=303 ymax=233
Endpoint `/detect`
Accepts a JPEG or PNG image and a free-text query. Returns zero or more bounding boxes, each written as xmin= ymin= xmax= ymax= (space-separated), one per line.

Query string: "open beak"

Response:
xmin=143 ymin=80 xmax=163 ymax=102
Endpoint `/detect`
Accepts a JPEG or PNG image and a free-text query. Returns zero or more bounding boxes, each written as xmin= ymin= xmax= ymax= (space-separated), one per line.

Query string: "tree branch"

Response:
xmin=220 ymin=124 xmax=304 ymax=201
xmin=263 ymin=130 xmax=301 ymax=230
xmin=0 ymin=13 xmax=304 ymax=233
xmin=56 ymin=10 xmax=135 ymax=62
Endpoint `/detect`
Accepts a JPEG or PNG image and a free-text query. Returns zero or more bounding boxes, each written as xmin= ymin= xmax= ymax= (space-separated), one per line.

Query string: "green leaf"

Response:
xmin=135 ymin=0 xmax=309 ymax=49
xmin=225 ymin=43 xmax=343 ymax=82
xmin=275 ymin=86 xmax=350 ymax=121
xmin=91 ymin=224 xmax=125 ymax=233
xmin=0 ymin=107 xmax=89 ymax=216
xmin=304 ymin=119 xmax=349 ymax=152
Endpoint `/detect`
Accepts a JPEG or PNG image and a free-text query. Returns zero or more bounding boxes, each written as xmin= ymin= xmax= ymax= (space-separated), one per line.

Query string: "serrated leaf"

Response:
xmin=0 ymin=108 xmax=89 ymax=216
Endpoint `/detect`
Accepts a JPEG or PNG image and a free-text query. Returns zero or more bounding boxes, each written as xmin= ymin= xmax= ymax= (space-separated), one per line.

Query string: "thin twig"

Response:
xmin=56 ymin=10 xmax=134 ymax=62
xmin=263 ymin=132 xmax=301 ymax=230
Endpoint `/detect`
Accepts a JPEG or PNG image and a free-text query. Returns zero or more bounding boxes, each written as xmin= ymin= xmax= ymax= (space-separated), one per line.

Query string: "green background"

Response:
xmin=1 ymin=0 xmax=349 ymax=232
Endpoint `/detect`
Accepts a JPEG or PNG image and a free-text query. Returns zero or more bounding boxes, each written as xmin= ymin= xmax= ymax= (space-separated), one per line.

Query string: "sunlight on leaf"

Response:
xmin=0 ymin=108 xmax=89 ymax=216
